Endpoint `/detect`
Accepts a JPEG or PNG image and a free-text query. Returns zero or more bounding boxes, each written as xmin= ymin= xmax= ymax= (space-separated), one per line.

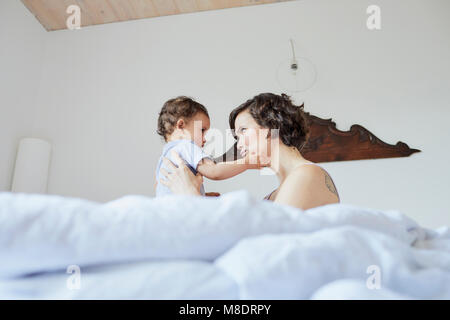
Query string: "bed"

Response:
xmin=0 ymin=190 xmax=449 ymax=299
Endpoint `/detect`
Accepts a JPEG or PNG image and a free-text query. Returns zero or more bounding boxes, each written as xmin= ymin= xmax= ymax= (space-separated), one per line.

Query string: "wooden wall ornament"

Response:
xmin=300 ymin=112 xmax=420 ymax=163
xmin=215 ymin=111 xmax=420 ymax=163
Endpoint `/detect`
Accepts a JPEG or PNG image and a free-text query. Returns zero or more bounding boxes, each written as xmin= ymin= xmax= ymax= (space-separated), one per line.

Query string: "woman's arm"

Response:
xmin=159 ymin=151 xmax=203 ymax=196
xmin=274 ymin=166 xmax=339 ymax=210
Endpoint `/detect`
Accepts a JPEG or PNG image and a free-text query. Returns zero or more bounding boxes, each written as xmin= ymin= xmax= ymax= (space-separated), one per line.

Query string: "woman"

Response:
xmin=160 ymin=93 xmax=340 ymax=210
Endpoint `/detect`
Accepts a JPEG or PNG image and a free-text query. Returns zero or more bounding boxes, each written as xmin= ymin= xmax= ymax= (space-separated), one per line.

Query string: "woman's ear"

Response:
xmin=176 ymin=118 xmax=185 ymax=130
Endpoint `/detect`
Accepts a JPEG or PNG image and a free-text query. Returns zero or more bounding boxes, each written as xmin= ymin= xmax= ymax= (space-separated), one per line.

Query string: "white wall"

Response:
xmin=5 ymin=0 xmax=449 ymax=228
xmin=0 ymin=0 xmax=46 ymax=192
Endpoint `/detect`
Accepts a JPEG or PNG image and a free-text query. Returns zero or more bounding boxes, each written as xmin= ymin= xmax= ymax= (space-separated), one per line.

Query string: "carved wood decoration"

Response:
xmin=300 ymin=112 xmax=420 ymax=162
xmin=216 ymin=111 xmax=421 ymax=163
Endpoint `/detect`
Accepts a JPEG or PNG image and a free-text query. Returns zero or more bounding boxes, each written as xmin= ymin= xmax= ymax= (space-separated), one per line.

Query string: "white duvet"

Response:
xmin=0 ymin=190 xmax=449 ymax=299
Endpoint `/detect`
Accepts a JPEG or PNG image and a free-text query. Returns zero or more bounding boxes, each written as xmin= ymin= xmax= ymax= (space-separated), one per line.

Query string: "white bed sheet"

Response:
xmin=0 ymin=260 xmax=238 ymax=299
xmin=0 ymin=190 xmax=449 ymax=299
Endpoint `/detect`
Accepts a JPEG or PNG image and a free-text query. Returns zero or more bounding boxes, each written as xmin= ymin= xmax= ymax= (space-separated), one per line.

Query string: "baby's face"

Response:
xmin=184 ymin=112 xmax=210 ymax=148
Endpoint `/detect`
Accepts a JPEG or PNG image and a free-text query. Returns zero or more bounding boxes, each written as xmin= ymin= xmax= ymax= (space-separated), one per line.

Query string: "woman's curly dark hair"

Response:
xmin=157 ymin=96 xmax=209 ymax=142
xmin=229 ymin=93 xmax=310 ymax=152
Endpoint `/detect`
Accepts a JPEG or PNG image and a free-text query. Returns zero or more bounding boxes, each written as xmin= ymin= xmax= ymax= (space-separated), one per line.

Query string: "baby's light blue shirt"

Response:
xmin=155 ymin=139 xmax=211 ymax=197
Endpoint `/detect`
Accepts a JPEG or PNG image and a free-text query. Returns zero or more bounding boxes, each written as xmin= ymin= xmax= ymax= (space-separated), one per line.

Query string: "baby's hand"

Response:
xmin=239 ymin=150 xmax=269 ymax=169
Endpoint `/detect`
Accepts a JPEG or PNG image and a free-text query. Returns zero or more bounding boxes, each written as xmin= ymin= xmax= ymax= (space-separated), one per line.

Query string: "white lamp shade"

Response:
xmin=11 ymin=138 xmax=52 ymax=194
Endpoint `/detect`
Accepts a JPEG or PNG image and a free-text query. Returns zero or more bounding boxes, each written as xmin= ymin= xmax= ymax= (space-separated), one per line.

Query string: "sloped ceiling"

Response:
xmin=21 ymin=0 xmax=294 ymax=31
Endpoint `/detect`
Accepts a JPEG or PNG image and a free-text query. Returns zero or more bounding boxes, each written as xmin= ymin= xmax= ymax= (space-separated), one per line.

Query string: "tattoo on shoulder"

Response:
xmin=324 ymin=174 xmax=338 ymax=197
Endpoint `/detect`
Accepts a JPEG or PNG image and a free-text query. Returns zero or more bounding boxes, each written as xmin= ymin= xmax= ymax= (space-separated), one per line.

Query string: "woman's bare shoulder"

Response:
xmin=282 ymin=164 xmax=340 ymax=202
xmin=289 ymin=163 xmax=324 ymax=179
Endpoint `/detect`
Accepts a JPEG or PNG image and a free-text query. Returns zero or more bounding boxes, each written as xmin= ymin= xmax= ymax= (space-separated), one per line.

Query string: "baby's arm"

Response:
xmin=196 ymin=158 xmax=259 ymax=180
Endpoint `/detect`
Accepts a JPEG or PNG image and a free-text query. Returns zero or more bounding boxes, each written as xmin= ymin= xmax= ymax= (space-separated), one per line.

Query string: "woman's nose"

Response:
xmin=237 ymin=137 xmax=244 ymax=150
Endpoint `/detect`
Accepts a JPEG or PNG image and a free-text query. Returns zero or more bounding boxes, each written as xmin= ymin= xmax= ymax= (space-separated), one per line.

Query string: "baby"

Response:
xmin=155 ymin=96 xmax=255 ymax=197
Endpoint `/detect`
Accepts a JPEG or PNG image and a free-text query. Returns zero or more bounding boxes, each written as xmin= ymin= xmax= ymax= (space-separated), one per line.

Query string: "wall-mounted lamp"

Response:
xmin=276 ymin=39 xmax=317 ymax=93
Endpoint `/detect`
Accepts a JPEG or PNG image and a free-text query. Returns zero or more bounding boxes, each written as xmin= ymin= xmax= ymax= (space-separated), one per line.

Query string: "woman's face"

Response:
xmin=234 ymin=110 xmax=272 ymax=163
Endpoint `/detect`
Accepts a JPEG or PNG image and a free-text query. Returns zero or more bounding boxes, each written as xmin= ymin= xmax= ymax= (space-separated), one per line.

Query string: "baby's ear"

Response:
xmin=176 ymin=118 xmax=185 ymax=129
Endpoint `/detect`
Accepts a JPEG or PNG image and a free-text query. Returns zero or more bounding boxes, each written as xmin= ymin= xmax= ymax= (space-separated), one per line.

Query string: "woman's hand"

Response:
xmin=159 ymin=150 xmax=203 ymax=196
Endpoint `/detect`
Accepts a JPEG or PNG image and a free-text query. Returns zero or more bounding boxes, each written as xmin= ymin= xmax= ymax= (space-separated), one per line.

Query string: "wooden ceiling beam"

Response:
xmin=21 ymin=0 xmax=294 ymax=31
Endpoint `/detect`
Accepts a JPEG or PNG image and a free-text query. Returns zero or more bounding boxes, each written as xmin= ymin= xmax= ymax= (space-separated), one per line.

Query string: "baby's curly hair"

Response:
xmin=157 ymin=96 xmax=209 ymax=142
xmin=229 ymin=93 xmax=310 ymax=152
